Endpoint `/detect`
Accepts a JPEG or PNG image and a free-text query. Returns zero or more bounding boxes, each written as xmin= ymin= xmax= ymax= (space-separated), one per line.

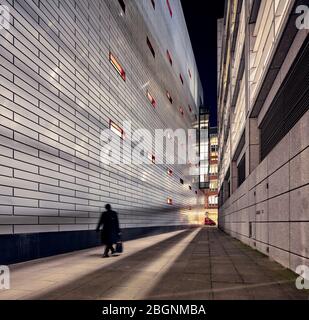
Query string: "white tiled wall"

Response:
xmin=0 ymin=0 xmax=204 ymax=235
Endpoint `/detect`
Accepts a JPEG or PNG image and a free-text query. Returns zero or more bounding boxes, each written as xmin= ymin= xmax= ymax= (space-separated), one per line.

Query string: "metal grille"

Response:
xmin=237 ymin=154 xmax=246 ymax=187
xmin=260 ymin=37 xmax=309 ymax=161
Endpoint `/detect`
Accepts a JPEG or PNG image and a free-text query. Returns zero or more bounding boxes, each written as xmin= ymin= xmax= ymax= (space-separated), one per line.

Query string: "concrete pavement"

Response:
xmin=0 ymin=228 xmax=308 ymax=300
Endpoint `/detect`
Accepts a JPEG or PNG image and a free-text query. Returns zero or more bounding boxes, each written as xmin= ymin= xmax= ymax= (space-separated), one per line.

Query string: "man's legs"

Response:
xmin=103 ymin=246 xmax=109 ymax=257
xmin=103 ymin=244 xmax=115 ymax=257
xmin=108 ymin=244 xmax=115 ymax=254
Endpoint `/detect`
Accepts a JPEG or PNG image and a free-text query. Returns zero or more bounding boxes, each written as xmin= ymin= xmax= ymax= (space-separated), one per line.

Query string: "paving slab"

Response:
xmin=0 ymin=228 xmax=308 ymax=300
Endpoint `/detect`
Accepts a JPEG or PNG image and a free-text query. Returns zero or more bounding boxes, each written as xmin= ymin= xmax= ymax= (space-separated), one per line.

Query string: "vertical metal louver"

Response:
xmin=260 ymin=38 xmax=309 ymax=161
xmin=237 ymin=154 xmax=246 ymax=187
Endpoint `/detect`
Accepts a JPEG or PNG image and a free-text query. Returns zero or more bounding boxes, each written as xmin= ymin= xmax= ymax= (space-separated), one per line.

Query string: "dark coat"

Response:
xmin=96 ymin=210 xmax=120 ymax=245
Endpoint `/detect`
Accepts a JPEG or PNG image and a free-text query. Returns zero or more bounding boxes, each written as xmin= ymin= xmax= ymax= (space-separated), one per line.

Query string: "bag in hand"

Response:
xmin=116 ymin=241 xmax=123 ymax=253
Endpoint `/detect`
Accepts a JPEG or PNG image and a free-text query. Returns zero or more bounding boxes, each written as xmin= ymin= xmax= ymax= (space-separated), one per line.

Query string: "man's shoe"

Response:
xmin=102 ymin=254 xmax=109 ymax=258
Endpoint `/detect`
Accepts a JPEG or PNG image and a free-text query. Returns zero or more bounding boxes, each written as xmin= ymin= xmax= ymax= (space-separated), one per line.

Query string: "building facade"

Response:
xmin=0 ymin=0 xmax=205 ymax=264
xmin=205 ymin=127 xmax=218 ymax=224
xmin=217 ymin=0 xmax=309 ymax=272
xmin=199 ymin=107 xmax=210 ymax=190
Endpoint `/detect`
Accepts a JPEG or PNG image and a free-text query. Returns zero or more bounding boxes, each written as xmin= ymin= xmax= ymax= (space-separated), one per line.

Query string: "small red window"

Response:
xmin=167 ymin=169 xmax=173 ymax=176
xmin=118 ymin=0 xmax=126 ymax=13
xmin=147 ymin=90 xmax=156 ymax=108
xmin=180 ymin=74 xmax=184 ymax=85
xmin=166 ymin=0 xmax=172 ymax=17
xmin=147 ymin=37 xmax=155 ymax=58
xmin=148 ymin=153 xmax=156 ymax=164
xmin=109 ymin=52 xmax=126 ymax=81
xmin=166 ymin=91 xmax=173 ymax=104
xmin=167 ymin=50 xmax=173 ymax=66
xmin=167 ymin=198 xmax=173 ymax=205
xmin=109 ymin=120 xmax=125 ymax=139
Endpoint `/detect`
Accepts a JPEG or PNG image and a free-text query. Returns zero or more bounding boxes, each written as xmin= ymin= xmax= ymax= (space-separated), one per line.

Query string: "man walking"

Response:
xmin=96 ymin=204 xmax=121 ymax=258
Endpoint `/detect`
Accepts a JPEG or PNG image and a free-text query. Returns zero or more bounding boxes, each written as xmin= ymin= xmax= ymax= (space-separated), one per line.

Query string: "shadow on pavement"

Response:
xmin=27 ymin=228 xmax=200 ymax=300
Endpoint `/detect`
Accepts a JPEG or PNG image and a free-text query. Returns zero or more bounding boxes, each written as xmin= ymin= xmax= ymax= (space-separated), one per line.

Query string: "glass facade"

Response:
xmin=199 ymin=108 xmax=210 ymax=189
xmin=205 ymin=127 xmax=219 ymax=222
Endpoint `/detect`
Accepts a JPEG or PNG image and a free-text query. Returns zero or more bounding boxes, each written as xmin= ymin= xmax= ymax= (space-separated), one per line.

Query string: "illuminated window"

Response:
xmin=151 ymin=0 xmax=155 ymax=9
xmin=147 ymin=90 xmax=156 ymax=108
xmin=167 ymin=198 xmax=173 ymax=205
xmin=180 ymin=74 xmax=184 ymax=85
xmin=109 ymin=120 xmax=124 ymax=139
xmin=210 ymin=180 xmax=218 ymax=191
xmin=167 ymin=50 xmax=173 ymax=66
xmin=209 ymin=196 xmax=218 ymax=205
xmin=147 ymin=37 xmax=155 ymax=58
xmin=209 ymin=164 xmax=218 ymax=174
xmin=180 ymin=178 xmax=184 ymax=184
xmin=179 ymin=107 xmax=184 ymax=116
xmin=188 ymin=105 xmax=192 ymax=113
xmin=118 ymin=0 xmax=125 ymax=13
xmin=166 ymin=0 xmax=172 ymax=17
xmin=109 ymin=52 xmax=126 ymax=81
xmin=188 ymin=69 xmax=192 ymax=79
xmin=166 ymin=91 xmax=173 ymax=104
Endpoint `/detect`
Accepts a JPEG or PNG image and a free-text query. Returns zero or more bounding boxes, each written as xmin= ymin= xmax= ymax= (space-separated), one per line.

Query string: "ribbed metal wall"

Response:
xmin=0 ymin=0 xmax=204 ymax=238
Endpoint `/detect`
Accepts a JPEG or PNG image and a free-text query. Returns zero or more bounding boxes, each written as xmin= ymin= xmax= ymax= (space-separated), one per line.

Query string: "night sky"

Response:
xmin=181 ymin=0 xmax=225 ymax=127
